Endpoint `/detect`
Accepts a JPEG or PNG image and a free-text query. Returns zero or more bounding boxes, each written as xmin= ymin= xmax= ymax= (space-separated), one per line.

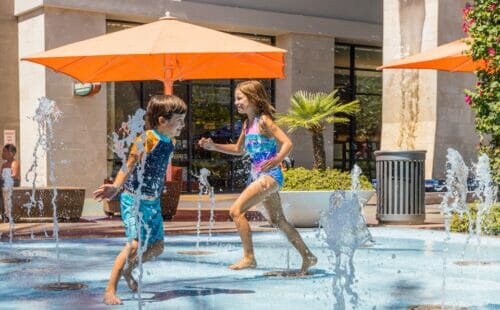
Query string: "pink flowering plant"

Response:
xmin=463 ymin=0 xmax=499 ymax=182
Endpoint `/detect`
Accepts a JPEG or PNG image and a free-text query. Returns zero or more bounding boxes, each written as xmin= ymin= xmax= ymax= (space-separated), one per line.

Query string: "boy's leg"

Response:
xmin=103 ymin=240 xmax=138 ymax=305
xmin=122 ymin=240 xmax=164 ymax=279
xmin=261 ymin=191 xmax=317 ymax=274
xmin=228 ymin=175 xmax=279 ymax=270
xmin=122 ymin=203 xmax=165 ymax=290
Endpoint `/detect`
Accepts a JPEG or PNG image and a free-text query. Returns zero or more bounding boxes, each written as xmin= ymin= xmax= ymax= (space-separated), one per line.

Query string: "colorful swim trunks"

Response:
xmin=120 ymin=191 xmax=164 ymax=246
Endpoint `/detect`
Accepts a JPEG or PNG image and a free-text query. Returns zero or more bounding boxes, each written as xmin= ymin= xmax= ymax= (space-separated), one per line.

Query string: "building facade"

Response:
xmin=0 ymin=0 xmax=477 ymax=196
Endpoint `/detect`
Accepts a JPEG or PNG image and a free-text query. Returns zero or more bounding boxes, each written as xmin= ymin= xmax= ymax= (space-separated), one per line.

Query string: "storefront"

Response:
xmin=5 ymin=0 xmax=401 ymax=196
xmin=106 ymin=22 xmax=382 ymax=192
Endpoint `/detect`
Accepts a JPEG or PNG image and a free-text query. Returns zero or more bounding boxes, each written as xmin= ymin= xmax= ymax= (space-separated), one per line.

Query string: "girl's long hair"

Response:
xmin=236 ymin=80 xmax=275 ymax=120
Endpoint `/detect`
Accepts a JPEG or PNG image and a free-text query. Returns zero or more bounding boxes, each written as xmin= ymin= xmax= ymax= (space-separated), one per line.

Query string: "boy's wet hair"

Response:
xmin=146 ymin=95 xmax=187 ymax=129
xmin=3 ymin=144 xmax=16 ymax=154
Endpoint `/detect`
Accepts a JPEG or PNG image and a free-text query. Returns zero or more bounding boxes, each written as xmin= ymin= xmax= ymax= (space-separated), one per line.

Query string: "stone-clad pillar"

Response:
xmin=276 ymin=33 xmax=335 ymax=169
xmin=381 ymin=0 xmax=477 ymax=178
xmin=0 ymin=0 xmax=19 ymax=149
xmin=17 ymin=6 xmax=107 ymax=195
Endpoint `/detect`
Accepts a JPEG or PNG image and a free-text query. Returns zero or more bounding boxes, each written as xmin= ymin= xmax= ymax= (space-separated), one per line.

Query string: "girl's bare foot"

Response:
xmin=123 ymin=270 xmax=138 ymax=292
xmin=300 ymin=254 xmax=318 ymax=274
xmin=103 ymin=290 xmax=122 ymax=305
xmin=229 ymin=257 xmax=257 ymax=270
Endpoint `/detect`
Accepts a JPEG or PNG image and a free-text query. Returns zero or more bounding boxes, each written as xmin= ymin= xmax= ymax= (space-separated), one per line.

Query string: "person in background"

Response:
xmin=1 ymin=144 xmax=20 ymax=187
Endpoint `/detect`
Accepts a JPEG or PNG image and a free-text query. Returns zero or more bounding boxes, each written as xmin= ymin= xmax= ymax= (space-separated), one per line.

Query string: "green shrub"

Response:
xmin=282 ymin=167 xmax=373 ymax=191
xmin=450 ymin=202 xmax=500 ymax=236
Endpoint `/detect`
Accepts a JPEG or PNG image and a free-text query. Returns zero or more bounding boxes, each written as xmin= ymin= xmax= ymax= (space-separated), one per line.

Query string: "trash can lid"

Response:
xmin=374 ymin=150 xmax=426 ymax=161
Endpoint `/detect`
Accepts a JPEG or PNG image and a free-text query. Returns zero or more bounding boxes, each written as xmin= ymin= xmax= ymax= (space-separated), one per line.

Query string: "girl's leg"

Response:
xmin=229 ymin=176 xmax=279 ymax=269
xmin=262 ymin=191 xmax=317 ymax=274
xmin=103 ymin=240 xmax=138 ymax=305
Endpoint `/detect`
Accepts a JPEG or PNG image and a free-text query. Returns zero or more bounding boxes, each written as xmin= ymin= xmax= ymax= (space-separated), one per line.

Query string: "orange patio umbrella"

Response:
xmin=23 ymin=14 xmax=286 ymax=94
xmin=377 ymin=38 xmax=485 ymax=72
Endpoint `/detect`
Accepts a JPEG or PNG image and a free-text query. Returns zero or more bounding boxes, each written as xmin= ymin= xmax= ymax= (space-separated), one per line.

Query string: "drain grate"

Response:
xmin=0 ymin=257 xmax=31 ymax=264
xmin=177 ymin=250 xmax=216 ymax=255
xmin=37 ymin=282 xmax=87 ymax=291
xmin=408 ymin=305 xmax=470 ymax=310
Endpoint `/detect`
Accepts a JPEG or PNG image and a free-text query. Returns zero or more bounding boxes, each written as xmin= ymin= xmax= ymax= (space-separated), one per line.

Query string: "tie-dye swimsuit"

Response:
xmin=244 ymin=116 xmax=284 ymax=188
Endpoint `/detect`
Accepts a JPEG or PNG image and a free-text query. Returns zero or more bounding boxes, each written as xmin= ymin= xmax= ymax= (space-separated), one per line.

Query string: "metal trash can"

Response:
xmin=375 ymin=150 xmax=426 ymax=224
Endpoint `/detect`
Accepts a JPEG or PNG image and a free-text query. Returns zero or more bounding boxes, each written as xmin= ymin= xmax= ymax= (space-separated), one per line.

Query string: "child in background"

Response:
xmin=93 ymin=95 xmax=186 ymax=305
xmin=1 ymin=144 xmax=20 ymax=187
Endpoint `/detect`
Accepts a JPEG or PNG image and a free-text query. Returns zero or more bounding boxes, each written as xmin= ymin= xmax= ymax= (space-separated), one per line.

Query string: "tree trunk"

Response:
xmin=312 ymin=131 xmax=326 ymax=170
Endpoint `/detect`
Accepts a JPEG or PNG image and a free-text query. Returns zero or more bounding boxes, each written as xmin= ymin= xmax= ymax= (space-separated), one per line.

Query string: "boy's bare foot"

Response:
xmin=300 ymin=254 xmax=318 ymax=274
xmin=123 ymin=270 xmax=138 ymax=292
xmin=229 ymin=257 xmax=257 ymax=270
xmin=103 ymin=290 xmax=122 ymax=305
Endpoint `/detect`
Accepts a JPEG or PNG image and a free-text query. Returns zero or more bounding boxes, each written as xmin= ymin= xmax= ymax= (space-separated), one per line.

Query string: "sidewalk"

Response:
xmin=0 ymin=193 xmax=446 ymax=241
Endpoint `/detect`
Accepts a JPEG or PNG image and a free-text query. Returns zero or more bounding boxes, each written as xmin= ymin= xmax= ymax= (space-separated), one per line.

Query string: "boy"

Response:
xmin=93 ymin=95 xmax=187 ymax=305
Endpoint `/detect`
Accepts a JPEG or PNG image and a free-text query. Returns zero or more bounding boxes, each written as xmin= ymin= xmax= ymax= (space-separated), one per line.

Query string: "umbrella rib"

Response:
xmin=238 ymin=52 xmax=284 ymax=76
xmin=50 ymin=56 xmax=88 ymax=73
xmin=85 ymin=54 xmax=161 ymax=82
xmin=175 ymin=54 xmax=222 ymax=79
xmin=175 ymin=52 xmax=283 ymax=79
xmin=83 ymin=55 xmax=124 ymax=81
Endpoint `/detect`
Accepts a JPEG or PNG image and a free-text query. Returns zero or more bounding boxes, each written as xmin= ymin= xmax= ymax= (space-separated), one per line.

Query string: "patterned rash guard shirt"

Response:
xmin=123 ymin=129 xmax=174 ymax=198
xmin=244 ymin=116 xmax=284 ymax=187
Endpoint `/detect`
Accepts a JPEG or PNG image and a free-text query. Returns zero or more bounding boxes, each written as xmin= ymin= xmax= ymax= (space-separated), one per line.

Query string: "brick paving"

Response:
xmin=0 ymin=193 xmax=446 ymax=241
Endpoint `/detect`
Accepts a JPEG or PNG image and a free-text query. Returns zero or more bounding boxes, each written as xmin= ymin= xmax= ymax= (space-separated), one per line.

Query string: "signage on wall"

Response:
xmin=3 ymin=129 xmax=16 ymax=145
xmin=74 ymin=82 xmax=101 ymax=96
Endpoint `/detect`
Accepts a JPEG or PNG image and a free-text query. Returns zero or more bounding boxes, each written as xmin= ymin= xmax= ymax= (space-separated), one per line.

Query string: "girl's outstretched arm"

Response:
xmin=198 ymin=122 xmax=246 ymax=156
xmin=260 ymin=115 xmax=293 ymax=171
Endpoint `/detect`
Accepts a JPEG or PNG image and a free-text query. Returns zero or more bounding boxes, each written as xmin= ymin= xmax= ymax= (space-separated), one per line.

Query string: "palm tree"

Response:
xmin=276 ymin=90 xmax=359 ymax=170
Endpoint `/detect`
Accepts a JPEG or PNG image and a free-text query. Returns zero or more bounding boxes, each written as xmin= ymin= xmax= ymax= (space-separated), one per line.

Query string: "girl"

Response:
xmin=199 ymin=80 xmax=317 ymax=274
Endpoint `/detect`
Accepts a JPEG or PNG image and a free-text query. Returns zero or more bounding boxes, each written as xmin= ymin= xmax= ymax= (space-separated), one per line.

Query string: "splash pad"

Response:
xmin=1 ymin=228 xmax=499 ymax=309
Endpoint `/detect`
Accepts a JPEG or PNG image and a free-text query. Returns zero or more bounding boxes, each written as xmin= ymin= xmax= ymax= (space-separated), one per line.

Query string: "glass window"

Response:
xmin=355 ymin=70 xmax=382 ymax=94
xmin=334 ymin=45 xmax=350 ymax=68
xmin=354 ymin=47 xmax=382 ymax=70
xmin=333 ymin=43 xmax=382 ymax=180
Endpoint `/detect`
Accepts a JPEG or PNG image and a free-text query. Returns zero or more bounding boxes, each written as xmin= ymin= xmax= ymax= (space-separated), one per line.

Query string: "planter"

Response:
xmin=1 ymin=187 xmax=85 ymax=221
xmin=258 ymin=190 xmax=375 ymax=228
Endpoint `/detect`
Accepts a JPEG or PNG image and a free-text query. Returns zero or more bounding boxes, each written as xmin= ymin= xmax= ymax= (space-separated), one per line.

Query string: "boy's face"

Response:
xmin=157 ymin=113 xmax=185 ymax=138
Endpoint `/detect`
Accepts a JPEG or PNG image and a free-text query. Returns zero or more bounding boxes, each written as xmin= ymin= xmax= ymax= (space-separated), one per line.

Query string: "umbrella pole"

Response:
xmin=164 ymin=79 xmax=174 ymax=181
xmin=163 ymin=80 xmax=173 ymax=95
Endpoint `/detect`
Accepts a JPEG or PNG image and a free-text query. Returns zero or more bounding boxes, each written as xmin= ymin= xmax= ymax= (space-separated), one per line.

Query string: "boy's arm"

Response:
xmin=112 ymin=153 xmax=138 ymax=189
xmin=93 ymin=148 xmax=139 ymax=201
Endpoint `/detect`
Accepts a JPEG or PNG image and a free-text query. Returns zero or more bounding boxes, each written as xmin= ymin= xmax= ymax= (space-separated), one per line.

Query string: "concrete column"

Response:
xmin=18 ymin=9 xmax=48 ymax=186
xmin=276 ymin=33 xmax=335 ymax=169
xmin=381 ymin=0 xmax=477 ymax=178
xmin=0 ymin=0 xmax=20 ymax=150
xmin=434 ymin=0 xmax=478 ymax=179
xmin=18 ymin=7 xmax=107 ymax=196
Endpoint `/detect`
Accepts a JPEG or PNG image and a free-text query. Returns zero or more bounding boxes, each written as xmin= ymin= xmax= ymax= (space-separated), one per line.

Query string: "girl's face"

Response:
xmin=234 ymin=89 xmax=255 ymax=115
xmin=157 ymin=113 xmax=186 ymax=138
